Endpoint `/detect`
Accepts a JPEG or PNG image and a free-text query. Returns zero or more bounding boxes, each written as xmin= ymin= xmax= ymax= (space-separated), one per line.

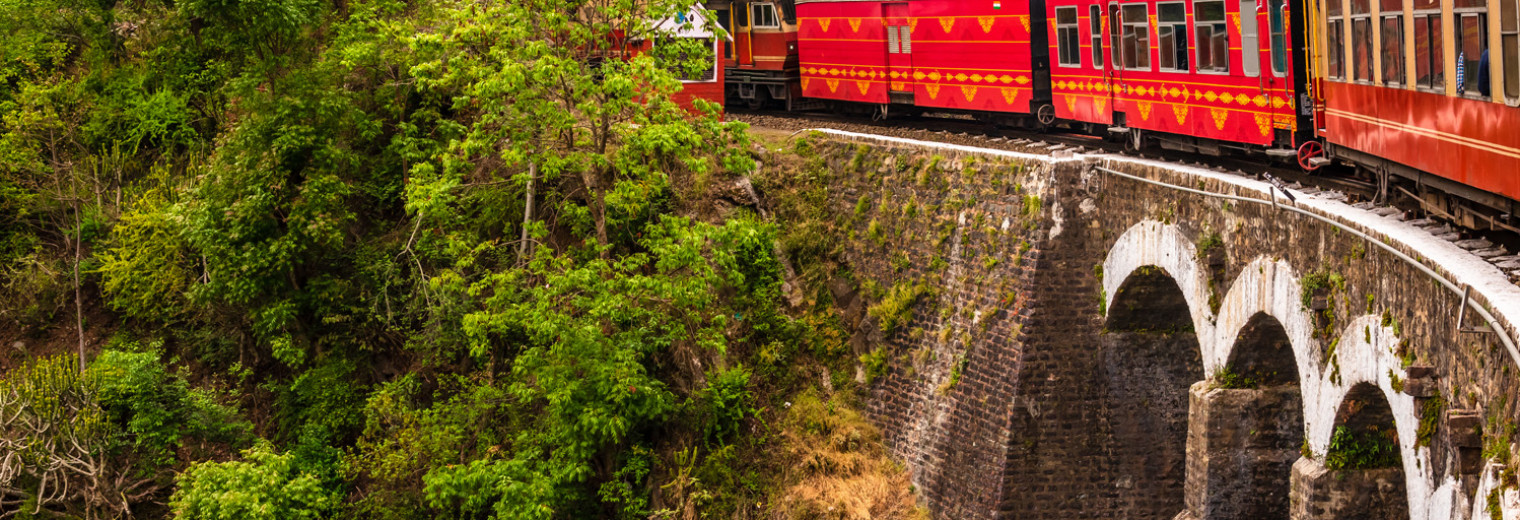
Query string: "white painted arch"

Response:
xmin=1100 ymin=219 xmax=1475 ymax=520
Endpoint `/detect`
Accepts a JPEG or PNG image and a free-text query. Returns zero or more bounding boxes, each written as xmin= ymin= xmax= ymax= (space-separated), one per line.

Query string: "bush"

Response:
xmin=171 ymin=441 xmax=340 ymax=520
xmin=703 ymin=365 xmax=755 ymax=443
xmin=92 ymin=349 xmax=252 ymax=466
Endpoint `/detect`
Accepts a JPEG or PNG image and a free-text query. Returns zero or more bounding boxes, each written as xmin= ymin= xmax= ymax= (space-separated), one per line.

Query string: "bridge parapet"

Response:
xmin=776 ymin=129 xmax=1520 ymax=520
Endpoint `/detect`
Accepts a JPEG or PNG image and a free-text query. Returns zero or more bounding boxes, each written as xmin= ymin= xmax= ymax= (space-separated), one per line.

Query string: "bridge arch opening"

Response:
xmin=1181 ymin=312 xmax=1304 ymax=520
xmin=1103 ymin=266 xmax=1204 ymax=518
xmin=1291 ymin=382 xmax=1409 ymax=520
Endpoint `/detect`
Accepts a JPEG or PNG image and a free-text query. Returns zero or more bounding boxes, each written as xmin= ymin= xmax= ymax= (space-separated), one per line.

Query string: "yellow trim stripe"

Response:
xmin=1325 ymin=108 xmax=1520 ymax=159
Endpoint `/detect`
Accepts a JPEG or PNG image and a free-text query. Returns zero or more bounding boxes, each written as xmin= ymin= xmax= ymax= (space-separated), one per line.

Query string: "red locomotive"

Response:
xmin=702 ymin=0 xmax=1520 ymax=226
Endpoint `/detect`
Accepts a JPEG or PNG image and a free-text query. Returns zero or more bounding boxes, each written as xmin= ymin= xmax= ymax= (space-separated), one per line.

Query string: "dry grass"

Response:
xmin=768 ymin=390 xmax=929 ymax=520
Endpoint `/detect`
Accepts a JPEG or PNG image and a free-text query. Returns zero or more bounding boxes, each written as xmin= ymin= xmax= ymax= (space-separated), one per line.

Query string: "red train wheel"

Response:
xmin=1297 ymin=141 xmax=1325 ymax=172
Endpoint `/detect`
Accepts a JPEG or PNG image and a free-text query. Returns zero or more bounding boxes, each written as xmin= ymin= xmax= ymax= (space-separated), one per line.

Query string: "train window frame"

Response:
xmin=1350 ymin=0 xmax=1373 ymax=83
xmin=1413 ymin=0 xmax=1444 ymax=92
xmin=1158 ymin=2 xmax=1191 ymax=72
xmin=1122 ymin=3 xmax=1153 ymax=70
xmin=1241 ymin=0 xmax=1263 ymax=76
xmin=1091 ymin=5 xmax=1106 ymax=69
xmin=1057 ymin=6 xmax=1084 ymax=67
xmin=1504 ymin=0 xmax=1519 ymax=103
xmin=1453 ymin=0 xmax=1490 ymax=98
xmin=1110 ymin=3 xmax=1123 ymax=71
xmin=751 ymin=2 xmax=780 ymax=29
xmin=1381 ymin=12 xmax=1405 ymax=86
xmin=1194 ymin=0 xmax=1230 ymax=73
xmin=1269 ymin=0 xmax=1289 ymax=75
xmin=1328 ymin=0 xmax=1345 ymax=80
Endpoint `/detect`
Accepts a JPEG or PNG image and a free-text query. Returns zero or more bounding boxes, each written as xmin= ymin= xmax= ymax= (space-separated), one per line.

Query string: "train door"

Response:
xmin=1256 ymin=0 xmax=1294 ymax=146
xmin=884 ymin=2 xmax=913 ymax=98
xmin=735 ymin=2 xmax=754 ymax=67
xmin=1107 ymin=1 xmax=1125 ymax=125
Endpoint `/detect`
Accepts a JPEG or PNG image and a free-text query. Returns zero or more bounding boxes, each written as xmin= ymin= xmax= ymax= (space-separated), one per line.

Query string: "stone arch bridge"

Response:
xmin=789 ymin=129 xmax=1520 ymax=520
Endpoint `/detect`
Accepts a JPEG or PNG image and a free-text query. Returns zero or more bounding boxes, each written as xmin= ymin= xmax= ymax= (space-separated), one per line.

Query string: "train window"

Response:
xmin=1159 ymin=3 xmax=1190 ymax=71
xmin=1241 ymin=0 xmax=1262 ymax=76
xmin=1328 ymin=0 xmax=1345 ymax=79
xmin=1122 ymin=4 xmax=1152 ymax=69
xmin=1351 ymin=0 xmax=1372 ymax=82
xmin=752 ymin=3 xmax=780 ymax=28
xmin=1110 ymin=4 xmax=1123 ymax=69
xmin=901 ymin=26 xmax=912 ymax=53
xmin=1413 ymin=0 xmax=1444 ymax=91
xmin=1091 ymin=5 xmax=1106 ymax=68
xmin=736 ymin=3 xmax=749 ymax=26
xmin=1505 ymin=0 xmax=1518 ymax=101
xmin=1195 ymin=0 xmax=1230 ymax=73
xmin=1454 ymin=2 xmax=1490 ymax=97
xmin=889 ymin=25 xmax=901 ymax=53
xmin=1269 ymin=0 xmax=1288 ymax=75
xmin=1382 ymin=14 xmax=1405 ymax=86
xmin=1057 ymin=7 xmax=1083 ymax=66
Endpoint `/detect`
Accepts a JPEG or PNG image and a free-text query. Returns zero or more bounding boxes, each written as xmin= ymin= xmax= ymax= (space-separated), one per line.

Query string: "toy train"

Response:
xmin=697 ymin=0 xmax=1520 ymax=231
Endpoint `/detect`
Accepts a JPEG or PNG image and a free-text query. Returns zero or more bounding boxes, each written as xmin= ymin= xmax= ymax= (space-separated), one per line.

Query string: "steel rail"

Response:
xmin=1096 ymin=164 xmax=1520 ymax=369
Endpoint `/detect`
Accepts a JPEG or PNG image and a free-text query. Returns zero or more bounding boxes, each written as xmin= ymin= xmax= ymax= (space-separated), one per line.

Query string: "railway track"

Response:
xmin=733 ymin=108 xmax=1520 ymax=280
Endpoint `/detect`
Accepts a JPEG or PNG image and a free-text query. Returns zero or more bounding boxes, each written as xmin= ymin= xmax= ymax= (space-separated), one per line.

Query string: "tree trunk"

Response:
xmin=518 ymin=162 xmax=537 ymax=262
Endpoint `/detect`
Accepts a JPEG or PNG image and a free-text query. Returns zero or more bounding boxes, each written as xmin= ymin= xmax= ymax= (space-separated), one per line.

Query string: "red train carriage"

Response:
xmin=794 ymin=0 xmax=1055 ymax=122
xmin=710 ymin=0 xmax=806 ymax=109
xmin=1312 ymin=0 xmax=1520 ymax=225
xmin=1046 ymin=0 xmax=1314 ymax=152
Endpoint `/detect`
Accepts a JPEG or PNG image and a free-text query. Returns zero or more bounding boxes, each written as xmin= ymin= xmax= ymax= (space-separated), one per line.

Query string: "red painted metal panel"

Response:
xmin=906 ymin=0 xmax=1035 ymax=112
xmin=747 ymin=29 xmax=799 ymax=71
xmin=1048 ymin=0 xmax=1295 ymax=145
xmin=1322 ymin=82 xmax=1520 ymax=201
xmin=797 ymin=1 xmax=890 ymax=103
xmin=1048 ymin=0 xmax=1114 ymax=124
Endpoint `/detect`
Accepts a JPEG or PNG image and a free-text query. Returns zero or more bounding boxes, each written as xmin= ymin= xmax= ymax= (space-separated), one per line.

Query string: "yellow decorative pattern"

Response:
xmin=1210 ymin=108 xmax=1229 ymax=130
xmin=1229 ymin=13 xmax=1240 ymax=33
xmin=848 ymin=18 xmax=862 ymax=33
xmin=1094 ymin=97 xmax=1106 ymax=113
xmin=827 ymin=79 xmax=840 ymax=93
xmin=818 ymin=19 xmax=832 ymax=32
xmin=910 ymin=19 xmax=919 ymax=31
xmin=856 ymin=81 xmax=871 ymax=95
xmin=939 ymin=17 xmax=956 ymax=32
xmin=1065 ymin=95 xmax=1077 ymax=112
xmin=1015 ymin=75 xmax=1030 ymax=85
xmin=926 ymin=84 xmax=942 ymax=99
xmin=891 ymin=81 xmax=906 ymax=91
xmin=1000 ymin=87 xmax=1019 ymax=104
xmin=1173 ymin=104 xmax=1188 ymax=124
xmin=913 ymin=71 xmax=926 ymax=80
xmin=1137 ymin=101 xmax=1153 ymax=121
xmin=1253 ymin=113 xmax=1272 ymax=136
xmin=1253 ymin=95 xmax=1269 ymax=107
xmin=802 ymin=77 xmax=811 ymax=90
xmin=961 ymin=86 xmax=979 ymax=100
xmin=978 ymin=16 xmax=996 ymax=33
xmin=1018 ymin=15 xmax=1030 ymax=32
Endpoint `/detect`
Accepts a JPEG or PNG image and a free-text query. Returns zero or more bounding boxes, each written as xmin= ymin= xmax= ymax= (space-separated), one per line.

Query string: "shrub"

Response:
xmin=170 ymin=441 xmax=340 ymax=520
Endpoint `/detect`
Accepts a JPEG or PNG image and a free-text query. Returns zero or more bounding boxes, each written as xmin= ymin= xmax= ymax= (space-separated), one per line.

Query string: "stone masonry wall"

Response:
xmin=786 ymin=132 xmax=1520 ymax=520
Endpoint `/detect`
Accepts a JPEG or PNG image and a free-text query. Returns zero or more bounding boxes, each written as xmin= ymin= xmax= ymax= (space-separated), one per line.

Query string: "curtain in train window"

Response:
xmin=1381 ymin=14 xmax=1405 ymax=85
xmin=1057 ymin=7 xmax=1083 ymax=66
xmin=1123 ymin=4 xmax=1152 ymax=69
xmin=1269 ymin=0 xmax=1288 ymax=74
xmin=1195 ymin=0 xmax=1229 ymax=72
xmin=1241 ymin=0 xmax=1262 ymax=76
xmin=1504 ymin=0 xmax=1519 ymax=101
xmin=1413 ymin=0 xmax=1443 ymax=90
xmin=1351 ymin=0 xmax=1372 ymax=81
xmin=1091 ymin=5 xmax=1106 ymax=67
xmin=1454 ymin=0 xmax=1490 ymax=96
xmin=1328 ymin=0 xmax=1345 ymax=79
xmin=1159 ymin=3 xmax=1190 ymax=70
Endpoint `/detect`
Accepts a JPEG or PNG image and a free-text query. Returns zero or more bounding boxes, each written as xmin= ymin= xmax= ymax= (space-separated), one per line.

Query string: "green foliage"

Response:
xmin=868 ymin=281 xmax=927 ymax=335
xmin=1323 ymin=425 xmax=1401 ymax=470
xmin=860 ymin=347 xmax=890 ymax=384
xmin=1211 ymin=366 xmax=1258 ymax=389
xmin=92 ymin=349 xmax=252 ymax=467
xmin=1417 ymin=396 xmax=1444 ymax=447
xmin=1196 ymin=232 xmax=1223 ymax=259
xmin=171 ymin=441 xmax=340 ymax=520
xmin=702 ymin=365 xmax=756 ymax=443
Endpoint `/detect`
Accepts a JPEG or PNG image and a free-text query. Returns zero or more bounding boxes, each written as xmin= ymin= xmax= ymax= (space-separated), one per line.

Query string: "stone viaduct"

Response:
xmin=782 ymin=129 xmax=1520 ymax=520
